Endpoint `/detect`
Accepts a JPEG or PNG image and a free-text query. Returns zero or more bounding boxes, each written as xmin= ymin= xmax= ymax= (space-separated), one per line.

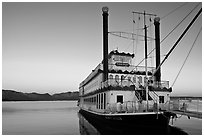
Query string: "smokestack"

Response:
xmin=102 ymin=7 xmax=109 ymax=82
xmin=154 ymin=17 xmax=161 ymax=82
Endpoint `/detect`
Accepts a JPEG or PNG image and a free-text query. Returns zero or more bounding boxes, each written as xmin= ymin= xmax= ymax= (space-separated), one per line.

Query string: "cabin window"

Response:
xmin=114 ymin=55 xmax=119 ymax=62
xmin=101 ymin=93 xmax=103 ymax=109
xmin=138 ymin=76 xmax=142 ymax=84
xmin=129 ymin=58 xmax=132 ymax=65
xmin=121 ymin=75 xmax=125 ymax=86
xmin=94 ymin=96 xmax=96 ymax=104
xmin=128 ymin=76 xmax=131 ymax=86
xmin=109 ymin=74 xmax=114 ymax=86
xmin=115 ymin=75 xmax=119 ymax=84
xmin=103 ymin=93 xmax=106 ymax=109
xmin=128 ymin=76 xmax=131 ymax=81
xmin=96 ymin=94 xmax=98 ymax=109
xmin=121 ymin=75 xmax=125 ymax=81
xmin=109 ymin=74 xmax=113 ymax=79
xmin=98 ymin=95 xmax=99 ymax=108
xmin=117 ymin=95 xmax=123 ymax=103
xmin=159 ymin=96 xmax=164 ymax=103
xmin=99 ymin=94 xmax=101 ymax=109
xmin=144 ymin=77 xmax=147 ymax=84
xmin=133 ymin=75 xmax=136 ymax=83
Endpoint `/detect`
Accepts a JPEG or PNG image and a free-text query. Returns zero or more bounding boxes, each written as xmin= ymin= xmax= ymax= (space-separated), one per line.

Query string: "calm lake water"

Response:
xmin=2 ymin=101 xmax=202 ymax=135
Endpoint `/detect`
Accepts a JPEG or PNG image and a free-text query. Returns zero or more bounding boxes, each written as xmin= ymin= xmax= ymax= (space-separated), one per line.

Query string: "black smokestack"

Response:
xmin=102 ymin=7 xmax=109 ymax=82
xmin=154 ymin=17 xmax=161 ymax=82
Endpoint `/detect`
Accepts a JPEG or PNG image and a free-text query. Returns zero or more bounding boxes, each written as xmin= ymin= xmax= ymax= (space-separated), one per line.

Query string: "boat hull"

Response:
xmin=79 ymin=109 xmax=171 ymax=128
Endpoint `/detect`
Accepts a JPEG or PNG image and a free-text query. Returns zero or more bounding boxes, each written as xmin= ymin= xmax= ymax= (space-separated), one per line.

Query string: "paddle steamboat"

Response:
xmin=78 ymin=7 xmax=174 ymax=127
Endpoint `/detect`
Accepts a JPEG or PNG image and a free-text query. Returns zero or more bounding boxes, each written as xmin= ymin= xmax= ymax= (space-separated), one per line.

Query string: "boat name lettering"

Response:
xmin=115 ymin=62 xmax=130 ymax=67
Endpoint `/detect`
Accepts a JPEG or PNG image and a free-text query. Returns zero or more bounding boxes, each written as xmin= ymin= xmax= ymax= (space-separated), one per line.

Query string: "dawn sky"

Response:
xmin=2 ymin=2 xmax=202 ymax=96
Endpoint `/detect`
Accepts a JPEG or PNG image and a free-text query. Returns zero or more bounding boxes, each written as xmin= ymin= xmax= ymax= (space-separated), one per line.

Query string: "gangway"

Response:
xmin=169 ymin=110 xmax=201 ymax=119
xmin=169 ymin=97 xmax=202 ymax=119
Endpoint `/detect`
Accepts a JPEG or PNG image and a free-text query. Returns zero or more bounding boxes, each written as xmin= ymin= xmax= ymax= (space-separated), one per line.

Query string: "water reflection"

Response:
xmin=78 ymin=111 xmax=188 ymax=135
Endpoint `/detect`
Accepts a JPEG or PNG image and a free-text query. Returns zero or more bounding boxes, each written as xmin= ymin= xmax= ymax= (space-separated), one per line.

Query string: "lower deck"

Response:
xmin=79 ymin=89 xmax=171 ymax=114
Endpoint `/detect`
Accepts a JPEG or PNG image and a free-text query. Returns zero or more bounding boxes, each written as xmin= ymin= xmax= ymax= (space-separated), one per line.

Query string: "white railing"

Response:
xmin=109 ymin=64 xmax=155 ymax=73
xmin=105 ymin=101 xmax=161 ymax=114
xmin=151 ymin=81 xmax=169 ymax=89
xmin=101 ymin=78 xmax=136 ymax=89
xmin=148 ymin=91 xmax=159 ymax=106
xmin=169 ymin=99 xmax=202 ymax=113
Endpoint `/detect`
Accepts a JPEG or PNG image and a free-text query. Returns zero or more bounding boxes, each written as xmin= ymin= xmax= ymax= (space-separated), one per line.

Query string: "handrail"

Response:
xmin=149 ymin=91 xmax=158 ymax=104
xmin=105 ymin=100 xmax=162 ymax=114
xmin=152 ymin=81 xmax=169 ymax=89
xmin=151 ymin=90 xmax=159 ymax=98
xmin=106 ymin=101 xmax=141 ymax=113
xmin=101 ymin=78 xmax=136 ymax=88
xmin=164 ymin=100 xmax=170 ymax=111
xmin=108 ymin=63 xmax=155 ymax=73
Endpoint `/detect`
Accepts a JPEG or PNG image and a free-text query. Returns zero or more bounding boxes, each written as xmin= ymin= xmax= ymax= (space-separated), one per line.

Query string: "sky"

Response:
xmin=2 ymin=2 xmax=202 ymax=96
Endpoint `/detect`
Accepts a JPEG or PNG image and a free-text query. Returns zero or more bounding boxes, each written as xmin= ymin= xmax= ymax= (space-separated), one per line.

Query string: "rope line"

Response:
xmin=161 ymin=3 xmax=200 ymax=44
xmin=132 ymin=12 xmax=135 ymax=55
xmin=135 ymin=3 xmax=200 ymax=67
xmin=171 ymin=27 xmax=201 ymax=87
xmin=160 ymin=2 xmax=188 ymax=20
xmin=147 ymin=2 xmax=188 ymax=28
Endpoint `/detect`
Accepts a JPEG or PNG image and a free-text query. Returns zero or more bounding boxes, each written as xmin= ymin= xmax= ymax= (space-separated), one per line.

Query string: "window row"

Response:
xmin=109 ymin=74 xmax=150 ymax=84
xmin=84 ymin=81 xmax=99 ymax=92
xmin=96 ymin=93 xmax=106 ymax=110
xmin=83 ymin=92 xmax=106 ymax=110
xmin=84 ymin=96 xmax=96 ymax=103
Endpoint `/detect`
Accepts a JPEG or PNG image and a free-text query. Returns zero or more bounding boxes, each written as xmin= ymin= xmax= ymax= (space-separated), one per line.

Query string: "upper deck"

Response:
xmin=79 ymin=62 xmax=155 ymax=88
xmin=79 ymin=50 xmax=171 ymax=97
xmin=79 ymin=50 xmax=154 ymax=87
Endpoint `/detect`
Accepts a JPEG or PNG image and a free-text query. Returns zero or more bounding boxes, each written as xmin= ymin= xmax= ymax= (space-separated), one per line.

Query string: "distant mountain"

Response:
xmin=52 ymin=91 xmax=79 ymax=100
xmin=2 ymin=89 xmax=79 ymax=101
xmin=2 ymin=90 xmax=33 ymax=101
xmin=25 ymin=92 xmax=54 ymax=101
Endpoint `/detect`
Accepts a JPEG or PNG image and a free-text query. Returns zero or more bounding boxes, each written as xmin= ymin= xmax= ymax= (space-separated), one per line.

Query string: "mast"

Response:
xmin=144 ymin=11 xmax=149 ymax=111
xmin=102 ymin=7 xmax=109 ymax=82
xmin=133 ymin=11 xmax=156 ymax=111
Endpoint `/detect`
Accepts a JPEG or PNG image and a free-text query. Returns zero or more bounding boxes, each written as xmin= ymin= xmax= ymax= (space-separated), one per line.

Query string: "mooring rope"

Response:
xmin=171 ymin=27 xmax=201 ymax=87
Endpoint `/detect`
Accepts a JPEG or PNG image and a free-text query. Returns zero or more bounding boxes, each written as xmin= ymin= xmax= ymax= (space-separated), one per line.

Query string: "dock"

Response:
xmin=169 ymin=97 xmax=202 ymax=119
xmin=169 ymin=110 xmax=202 ymax=119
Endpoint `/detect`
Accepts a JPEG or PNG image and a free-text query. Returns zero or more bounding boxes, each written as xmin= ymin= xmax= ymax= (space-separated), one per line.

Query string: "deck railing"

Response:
xmin=104 ymin=100 xmax=170 ymax=114
xmin=151 ymin=81 xmax=169 ymax=89
xmin=101 ymin=78 xmax=170 ymax=90
xmin=168 ymin=98 xmax=202 ymax=119
xmin=108 ymin=64 xmax=155 ymax=73
xmin=169 ymin=98 xmax=202 ymax=113
xmin=101 ymin=78 xmax=135 ymax=88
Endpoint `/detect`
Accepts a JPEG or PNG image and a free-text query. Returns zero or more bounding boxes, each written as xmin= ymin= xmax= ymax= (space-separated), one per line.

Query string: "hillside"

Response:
xmin=2 ymin=89 xmax=79 ymax=101
xmin=52 ymin=91 xmax=79 ymax=100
